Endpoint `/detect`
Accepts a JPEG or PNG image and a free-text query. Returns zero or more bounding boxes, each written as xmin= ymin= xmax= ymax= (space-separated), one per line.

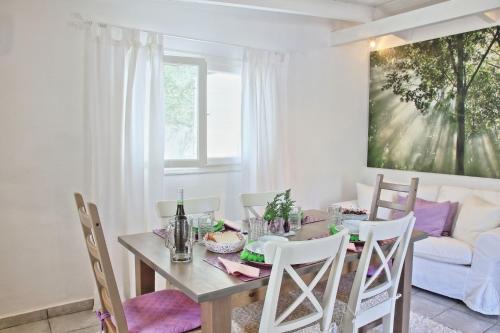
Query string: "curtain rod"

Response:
xmin=70 ymin=13 xmax=282 ymax=54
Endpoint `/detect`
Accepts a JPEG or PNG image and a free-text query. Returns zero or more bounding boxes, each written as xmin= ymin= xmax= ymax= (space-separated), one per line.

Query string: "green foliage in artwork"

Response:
xmin=368 ymin=26 xmax=500 ymax=178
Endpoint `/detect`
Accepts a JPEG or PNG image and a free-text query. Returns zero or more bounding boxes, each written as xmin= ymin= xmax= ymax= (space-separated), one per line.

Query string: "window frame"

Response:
xmin=163 ymin=54 xmax=242 ymax=172
xmin=163 ymin=55 xmax=208 ymax=169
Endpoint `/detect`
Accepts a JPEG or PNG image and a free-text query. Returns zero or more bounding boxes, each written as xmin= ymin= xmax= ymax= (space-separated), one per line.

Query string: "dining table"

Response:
xmin=118 ymin=209 xmax=427 ymax=333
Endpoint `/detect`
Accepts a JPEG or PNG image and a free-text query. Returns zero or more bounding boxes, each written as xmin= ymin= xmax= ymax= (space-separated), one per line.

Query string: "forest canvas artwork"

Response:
xmin=368 ymin=26 xmax=499 ymax=178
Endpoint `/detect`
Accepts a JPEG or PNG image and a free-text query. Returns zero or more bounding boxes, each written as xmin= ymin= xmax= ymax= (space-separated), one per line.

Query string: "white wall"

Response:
xmin=0 ymin=0 xmax=333 ymax=317
xmin=287 ymin=43 xmax=370 ymax=209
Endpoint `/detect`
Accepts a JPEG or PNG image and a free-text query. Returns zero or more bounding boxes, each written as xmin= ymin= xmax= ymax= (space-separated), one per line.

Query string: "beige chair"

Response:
xmin=240 ymin=191 xmax=280 ymax=220
xmin=369 ymin=174 xmax=419 ymax=221
xmin=74 ymin=193 xmax=201 ymax=333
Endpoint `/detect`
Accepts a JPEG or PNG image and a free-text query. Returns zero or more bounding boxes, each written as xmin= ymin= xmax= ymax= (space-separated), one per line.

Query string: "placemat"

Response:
xmin=203 ymin=253 xmax=272 ymax=282
xmin=301 ymin=215 xmax=324 ymax=225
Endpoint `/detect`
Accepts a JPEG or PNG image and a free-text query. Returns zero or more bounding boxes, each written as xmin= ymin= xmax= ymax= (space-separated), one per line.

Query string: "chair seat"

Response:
xmin=123 ymin=289 xmax=201 ymax=333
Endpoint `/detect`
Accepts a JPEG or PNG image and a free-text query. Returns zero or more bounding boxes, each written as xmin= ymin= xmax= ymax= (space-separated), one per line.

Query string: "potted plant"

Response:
xmin=279 ymin=189 xmax=295 ymax=233
xmin=263 ymin=189 xmax=295 ymax=234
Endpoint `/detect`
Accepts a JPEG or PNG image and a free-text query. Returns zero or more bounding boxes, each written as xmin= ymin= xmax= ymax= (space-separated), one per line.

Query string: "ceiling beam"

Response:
xmin=330 ymin=0 xmax=500 ymax=46
xmin=171 ymin=0 xmax=375 ymax=23
xmin=476 ymin=11 xmax=498 ymax=23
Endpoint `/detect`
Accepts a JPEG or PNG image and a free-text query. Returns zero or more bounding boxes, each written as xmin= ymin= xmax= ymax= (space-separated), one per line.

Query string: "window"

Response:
xmin=164 ymin=55 xmax=241 ymax=170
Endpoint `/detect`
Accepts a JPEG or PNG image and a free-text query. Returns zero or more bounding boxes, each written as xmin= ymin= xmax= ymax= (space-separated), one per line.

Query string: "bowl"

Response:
xmin=203 ymin=232 xmax=246 ymax=254
xmin=342 ymin=219 xmax=363 ymax=234
xmin=342 ymin=213 xmax=368 ymax=221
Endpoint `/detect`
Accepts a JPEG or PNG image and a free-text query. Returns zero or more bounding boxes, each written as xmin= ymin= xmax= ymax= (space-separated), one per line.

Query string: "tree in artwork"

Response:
xmin=369 ymin=26 xmax=499 ymax=177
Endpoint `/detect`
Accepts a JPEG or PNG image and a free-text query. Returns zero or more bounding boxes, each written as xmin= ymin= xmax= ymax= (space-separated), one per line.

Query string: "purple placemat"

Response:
xmin=302 ymin=215 xmax=324 ymax=225
xmin=153 ymin=228 xmax=167 ymax=238
xmin=203 ymin=253 xmax=272 ymax=282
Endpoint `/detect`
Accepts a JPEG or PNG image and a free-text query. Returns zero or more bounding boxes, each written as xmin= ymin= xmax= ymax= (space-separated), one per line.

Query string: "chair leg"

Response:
xmin=382 ymin=313 xmax=394 ymax=333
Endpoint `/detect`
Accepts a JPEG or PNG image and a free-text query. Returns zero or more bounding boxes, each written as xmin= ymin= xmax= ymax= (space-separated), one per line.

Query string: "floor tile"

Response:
xmin=48 ymin=311 xmax=97 ymax=333
xmin=67 ymin=324 xmax=100 ymax=333
xmin=452 ymin=302 xmax=500 ymax=324
xmin=410 ymin=294 xmax=449 ymax=318
xmin=0 ymin=320 xmax=50 ymax=333
xmin=0 ymin=309 xmax=47 ymax=330
xmin=48 ymin=299 xmax=93 ymax=318
xmin=486 ymin=325 xmax=500 ymax=333
xmin=417 ymin=289 xmax=460 ymax=308
xmin=434 ymin=308 xmax=495 ymax=333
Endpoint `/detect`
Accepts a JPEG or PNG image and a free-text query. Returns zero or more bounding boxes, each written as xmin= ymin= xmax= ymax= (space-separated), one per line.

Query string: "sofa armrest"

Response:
xmin=334 ymin=200 xmax=358 ymax=208
xmin=471 ymin=227 xmax=500 ymax=273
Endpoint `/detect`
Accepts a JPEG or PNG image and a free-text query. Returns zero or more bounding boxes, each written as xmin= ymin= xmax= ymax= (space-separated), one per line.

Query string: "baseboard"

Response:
xmin=0 ymin=298 xmax=93 ymax=330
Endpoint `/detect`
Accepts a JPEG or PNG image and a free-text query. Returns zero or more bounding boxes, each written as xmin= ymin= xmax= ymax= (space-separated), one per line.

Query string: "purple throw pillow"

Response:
xmin=391 ymin=195 xmax=451 ymax=237
xmin=442 ymin=201 xmax=458 ymax=236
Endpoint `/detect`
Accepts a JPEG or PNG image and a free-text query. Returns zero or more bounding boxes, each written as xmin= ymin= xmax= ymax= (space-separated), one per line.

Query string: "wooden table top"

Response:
xmin=118 ymin=210 xmax=427 ymax=303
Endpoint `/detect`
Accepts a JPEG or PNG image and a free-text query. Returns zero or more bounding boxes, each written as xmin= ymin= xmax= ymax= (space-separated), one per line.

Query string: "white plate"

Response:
xmin=245 ymin=235 xmax=289 ymax=255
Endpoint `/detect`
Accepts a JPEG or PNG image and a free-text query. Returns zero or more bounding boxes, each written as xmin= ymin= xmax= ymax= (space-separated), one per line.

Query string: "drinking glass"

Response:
xmin=248 ymin=217 xmax=266 ymax=242
xmin=196 ymin=215 xmax=213 ymax=243
xmin=327 ymin=204 xmax=342 ymax=227
xmin=289 ymin=206 xmax=302 ymax=231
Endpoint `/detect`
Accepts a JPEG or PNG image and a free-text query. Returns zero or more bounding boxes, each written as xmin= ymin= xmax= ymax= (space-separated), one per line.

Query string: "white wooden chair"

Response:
xmin=259 ymin=228 xmax=350 ymax=333
xmin=240 ymin=191 xmax=280 ymax=220
xmin=157 ymin=196 xmax=220 ymax=218
xmin=340 ymin=213 xmax=416 ymax=333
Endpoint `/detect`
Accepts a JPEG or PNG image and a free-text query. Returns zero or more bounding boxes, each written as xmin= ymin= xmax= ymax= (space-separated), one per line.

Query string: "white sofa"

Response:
xmin=339 ymin=184 xmax=500 ymax=315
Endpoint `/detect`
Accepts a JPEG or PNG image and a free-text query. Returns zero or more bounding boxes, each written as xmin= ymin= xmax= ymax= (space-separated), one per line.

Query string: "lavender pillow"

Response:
xmin=442 ymin=201 xmax=459 ymax=236
xmin=392 ymin=196 xmax=451 ymax=237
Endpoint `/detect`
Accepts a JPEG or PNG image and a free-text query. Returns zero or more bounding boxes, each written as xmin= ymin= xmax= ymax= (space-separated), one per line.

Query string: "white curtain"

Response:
xmin=241 ymin=48 xmax=289 ymax=193
xmin=84 ymin=24 xmax=165 ymax=300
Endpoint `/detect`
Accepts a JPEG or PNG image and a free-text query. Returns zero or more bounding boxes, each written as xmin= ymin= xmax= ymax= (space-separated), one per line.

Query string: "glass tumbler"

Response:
xmin=327 ymin=204 xmax=343 ymax=227
xmin=197 ymin=215 xmax=213 ymax=243
xmin=248 ymin=217 xmax=265 ymax=242
xmin=289 ymin=206 xmax=302 ymax=231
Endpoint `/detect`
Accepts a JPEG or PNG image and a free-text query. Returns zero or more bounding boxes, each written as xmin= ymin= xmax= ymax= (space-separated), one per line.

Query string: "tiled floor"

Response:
xmin=2 ymin=288 xmax=499 ymax=333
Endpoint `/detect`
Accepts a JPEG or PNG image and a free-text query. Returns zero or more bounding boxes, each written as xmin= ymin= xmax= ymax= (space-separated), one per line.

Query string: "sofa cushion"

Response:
xmin=452 ymin=195 xmax=500 ymax=246
xmin=392 ymin=195 xmax=450 ymax=237
xmin=437 ymin=185 xmax=473 ymax=205
xmin=414 ymin=236 xmax=473 ymax=265
xmin=473 ymin=189 xmax=500 ymax=206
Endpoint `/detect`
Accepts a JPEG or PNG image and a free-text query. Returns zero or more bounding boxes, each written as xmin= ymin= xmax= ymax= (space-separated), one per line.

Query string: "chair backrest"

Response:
xmin=369 ymin=174 xmax=419 ymax=221
xmin=157 ymin=196 xmax=220 ymax=218
xmin=240 ymin=191 xmax=280 ymax=220
xmin=259 ymin=229 xmax=350 ymax=333
xmin=346 ymin=213 xmax=416 ymax=321
xmin=74 ymin=193 xmax=127 ymax=333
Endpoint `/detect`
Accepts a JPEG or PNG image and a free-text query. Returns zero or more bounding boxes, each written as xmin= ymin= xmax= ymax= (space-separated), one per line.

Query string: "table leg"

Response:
xmin=394 ymin=241 xmax=414 ymax=333
xmin=135 ymin=257 xmax=155 ymax=296
xmin=201 ymin=297 xmax=232 ymax=333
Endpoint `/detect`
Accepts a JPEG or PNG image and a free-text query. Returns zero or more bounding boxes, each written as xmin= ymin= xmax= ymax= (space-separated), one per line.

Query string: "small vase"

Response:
xmin=283 ymin=219 xmax=290 ymax=233
xmin=268 ymin=218 xmax=284 ymax=235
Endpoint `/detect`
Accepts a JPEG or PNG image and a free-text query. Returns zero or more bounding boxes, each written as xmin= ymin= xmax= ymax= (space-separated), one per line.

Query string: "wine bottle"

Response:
xmin=174 ymin=188 xmax=188 ymax=255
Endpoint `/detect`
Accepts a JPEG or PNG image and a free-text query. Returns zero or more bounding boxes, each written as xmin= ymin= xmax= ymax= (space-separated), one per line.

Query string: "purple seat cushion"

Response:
xmin=392 ymin=195 xmax=451 ymax=237
xmin=123 ymin=289 xmax=201 ymax=333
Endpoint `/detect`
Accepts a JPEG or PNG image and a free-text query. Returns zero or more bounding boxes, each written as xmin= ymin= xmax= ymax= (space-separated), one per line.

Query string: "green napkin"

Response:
xmin=240 ymin=249 xmax=265 ymax=263
xmin=329 ymin=225 xmax=360 ymax=242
